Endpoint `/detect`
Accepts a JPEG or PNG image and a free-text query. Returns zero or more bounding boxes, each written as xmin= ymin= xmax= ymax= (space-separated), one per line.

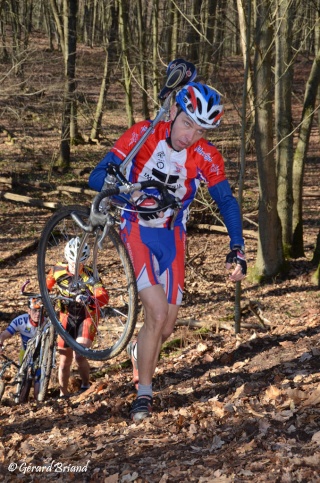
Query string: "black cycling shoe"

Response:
xmin=130 ymin=395 xmax=153 ymax=422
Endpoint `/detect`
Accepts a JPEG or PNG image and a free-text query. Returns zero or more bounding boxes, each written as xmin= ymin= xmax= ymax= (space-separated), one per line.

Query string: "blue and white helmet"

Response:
xmin=64 ymin=237 xmax=90 ymax=263
xmin=175 ymin=82 xmax=224 ymax=129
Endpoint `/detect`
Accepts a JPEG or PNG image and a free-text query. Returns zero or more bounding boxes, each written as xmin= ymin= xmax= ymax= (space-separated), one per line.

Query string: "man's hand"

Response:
xmin=226 ymin=246 xmax=247 ymax=282
xmin=75 ymin=294 xmax=91 ymax=304
xmin=135 ymin=194 xmax=164 ymax=221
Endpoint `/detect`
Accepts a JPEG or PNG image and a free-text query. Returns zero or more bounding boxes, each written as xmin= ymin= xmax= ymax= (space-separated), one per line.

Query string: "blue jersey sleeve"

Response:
xmin=89 ymin=152 xmax=123 ymax=192
xmin=208 ymin=180 xmax=244 ymax=249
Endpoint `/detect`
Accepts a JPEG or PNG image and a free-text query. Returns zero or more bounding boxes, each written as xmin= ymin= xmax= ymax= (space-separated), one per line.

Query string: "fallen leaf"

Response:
xmin=104 ymin=474 xmax=119 ymax=483
xmin=301 ymin=385 xmax=320 ymax=407
xmin=311 ymin=431 xmax=320 ymax=443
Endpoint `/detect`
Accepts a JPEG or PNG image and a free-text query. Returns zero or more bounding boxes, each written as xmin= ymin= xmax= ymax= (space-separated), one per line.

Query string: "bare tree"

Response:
xmin=292 ymin=44 xmax=320 ymax=257
xmin=253 ymin=0 xmax=284 ymax=279
xmin=118 ymin=0 xmax=134 ymax=127
xmin=50 ymin=0 xmax=79 ymax=171
xmin=275 ymin=0 xmax=294 ymax=255
xmin=90 ymin=2 xmax=116 ymax=141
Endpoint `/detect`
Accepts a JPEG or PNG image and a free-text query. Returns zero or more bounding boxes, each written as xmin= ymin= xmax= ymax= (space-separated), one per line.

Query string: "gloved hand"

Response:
xmin=75 ymin=294 xmax=91 ymax=304
xmin=135 ymin=194 xmax=164 ymax=220
xmin=226 ymin=245 xmax=247 ymax=275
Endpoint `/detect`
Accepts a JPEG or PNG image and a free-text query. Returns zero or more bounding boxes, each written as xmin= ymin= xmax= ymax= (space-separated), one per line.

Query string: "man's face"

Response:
xmin=68 ymin=261 xmax=84 ymax=275
xmin=28 ymin=308 xmax=41 ymax=324
xmin=170 ymin=106 xmax=206 ymax=151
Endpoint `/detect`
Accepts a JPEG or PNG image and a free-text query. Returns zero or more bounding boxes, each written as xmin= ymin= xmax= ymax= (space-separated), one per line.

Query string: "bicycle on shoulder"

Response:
xmin=37 ymin=62 xmax=189 ymax=362
xmin=37 ymin=163 xmax=182 ymax=362
xmin=14 ymin=283 xmax=56 ymax=403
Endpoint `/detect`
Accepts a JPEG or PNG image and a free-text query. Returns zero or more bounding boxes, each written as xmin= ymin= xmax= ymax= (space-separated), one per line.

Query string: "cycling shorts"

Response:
xmin=120 ymin=220 xmax=186 ymax=305
xmin=57 ymin=313 xmax=97 ymax=349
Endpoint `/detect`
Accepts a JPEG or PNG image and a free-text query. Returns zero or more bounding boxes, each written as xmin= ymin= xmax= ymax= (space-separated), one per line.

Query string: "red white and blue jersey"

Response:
xmin=6 ymin=314 xmax=37 ymax=350
xmin=89 ymin=119 xmax=244 ymax=248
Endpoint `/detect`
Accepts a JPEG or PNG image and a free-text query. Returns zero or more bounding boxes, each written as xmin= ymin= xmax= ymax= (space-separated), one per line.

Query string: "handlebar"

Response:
xmin=91 ymin=164 xmax=181 ymax=228
xmin=70 ymin=163 xmax=182 ymax=243
xmin=20 ymin=280 xmax=72 ymax=308
xmin=21 ymin=279 xmax=42 ymax=299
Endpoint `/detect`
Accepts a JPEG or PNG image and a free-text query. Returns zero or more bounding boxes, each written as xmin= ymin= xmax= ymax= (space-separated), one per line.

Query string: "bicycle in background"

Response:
xmin=0 ymin=281 xmax=57 ymax=404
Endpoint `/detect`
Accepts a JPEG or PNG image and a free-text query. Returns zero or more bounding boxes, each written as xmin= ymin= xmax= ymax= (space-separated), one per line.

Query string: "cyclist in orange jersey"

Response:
xmin=46 ymin=237 xmax=109 ymax=397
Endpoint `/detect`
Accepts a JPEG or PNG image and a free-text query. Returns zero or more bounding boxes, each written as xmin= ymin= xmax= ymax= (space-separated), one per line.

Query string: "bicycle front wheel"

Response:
xmin=0 ymin=380 xmax=5 ymax=401
xmin=37 ymin=205 xmax=138 ymax=361
xmin=37 ymin=324 xmax=56 ymax=402
xmin=14 ymin=350 xmax=33 ymax=404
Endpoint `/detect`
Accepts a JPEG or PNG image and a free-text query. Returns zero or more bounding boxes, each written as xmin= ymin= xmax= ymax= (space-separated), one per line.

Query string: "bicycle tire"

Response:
xmin=14 ymin=350 xmax=33 ymax=404
xmin=0 ymin=380 xmax=5 ymax=401
xmin=37 ymin=205 xmax=138 ymax=361
xmin=37 ymin=324 xmax=56 ymax=402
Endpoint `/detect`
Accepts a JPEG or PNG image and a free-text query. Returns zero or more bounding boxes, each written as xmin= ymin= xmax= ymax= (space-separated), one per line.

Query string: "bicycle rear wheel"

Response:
xmin=37 ymin=205 xmax=138 ymax=361
xmin=37 ymin=324 xmax=56 ymax=402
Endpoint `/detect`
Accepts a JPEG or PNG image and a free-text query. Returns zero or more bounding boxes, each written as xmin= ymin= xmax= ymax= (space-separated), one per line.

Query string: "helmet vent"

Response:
xmin=197 ymin=98 xmax=202 ymax=114
xmin=208 ymin=96 xmax=214 ymax=111
xmin=209 ymin=109 xmax=220 ymax=120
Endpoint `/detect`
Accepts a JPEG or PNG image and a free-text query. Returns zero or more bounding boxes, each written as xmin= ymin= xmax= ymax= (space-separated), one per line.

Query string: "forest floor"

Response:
xmin=0 ymin=39 xmax=320 ymax=482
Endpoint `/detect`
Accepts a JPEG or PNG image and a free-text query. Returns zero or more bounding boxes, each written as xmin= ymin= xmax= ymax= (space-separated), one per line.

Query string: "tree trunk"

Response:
xmin=152 ymin=0 xmax=159 ymax=116
xmin=137 ymin=0 xmax=149 ymax=119
xmin=118 ymin=0 xmax=134 ymax=127
xmin=170 ymin=2 xmax=178 ymax=60
xmin=0 ymin=0 xmax=9 ymax=61
xmin=275 ymin=0 xmax=294 ymax=255
xmin=53 ymin=0 xmax=78 ymax=171
xmin=253 ymin=0 xmax=284 ymax=280
xmin=201 ymin=0 xmax=217 ymax=80
xmin=186 ymin=0 xmax=200 ymax=64
xmin=50 ymin=0 xmax=65 ymax=57
xmin=90 ymin=49 xmax=110 ymax=141
xmin=236 ymin=0 xmax=254 ymax=122
xmin=311 ymin=230 xmax=320 ymax=287
xmin=292 ymin=46 xmax=320 ymax=257
xmin=90 ymin=1 xmax=117 ymax=140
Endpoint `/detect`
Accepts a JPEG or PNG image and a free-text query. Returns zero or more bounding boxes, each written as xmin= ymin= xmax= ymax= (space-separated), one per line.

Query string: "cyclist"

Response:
xmin=89 ymin=81 xmax=247 ymax=421
xmin=46 ymin=237 xmax=109 ymax=397
xmin=0 ymin=297 xmax=42 ymax=398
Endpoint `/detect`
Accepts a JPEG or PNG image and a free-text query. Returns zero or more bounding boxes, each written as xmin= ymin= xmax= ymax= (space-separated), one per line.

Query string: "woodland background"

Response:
xmin=0 ymin=1 xmax=319 ymax=482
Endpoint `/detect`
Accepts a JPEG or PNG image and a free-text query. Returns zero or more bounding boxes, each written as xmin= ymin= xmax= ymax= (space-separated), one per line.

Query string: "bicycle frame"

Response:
xmin=119 ymin=93 xmax=173 ymax=174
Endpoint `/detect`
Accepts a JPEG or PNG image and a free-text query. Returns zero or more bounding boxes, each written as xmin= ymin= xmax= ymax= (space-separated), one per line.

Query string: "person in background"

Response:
xmin=89 ymin=80 xmax=247 ymax=421
xmin=46 ymin=237 xmax=109 ymax=397
xmin=0 ymin=297 xmax=42 ymax=398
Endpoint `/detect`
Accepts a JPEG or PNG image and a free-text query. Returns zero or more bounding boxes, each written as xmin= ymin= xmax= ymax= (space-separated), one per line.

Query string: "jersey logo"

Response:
xmin=172 ymin=161 xmax=184 ymax=174
xmin=194 ymin=145 xmax=213 ymax=162
xmin=210 ymin=164 xmax=220 ymax=175
xmin=157 ymin=151 xmax=165 ymax=161
xmin=129 ymin=132 xmax=139 ymax=147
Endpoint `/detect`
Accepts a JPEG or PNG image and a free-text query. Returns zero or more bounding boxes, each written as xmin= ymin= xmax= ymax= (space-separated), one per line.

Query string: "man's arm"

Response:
xmin=208 ymin=180 xmax=246 ymax=281
xmin=89 ymin=152 xmax=123 ymax=192
xmin=89 ymin=120 xmax=152 ymax=192
xmin=0 ymin=329 xmax=13 ymax=351
xmin=208 ymin=179 xmax=244 ymax=249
